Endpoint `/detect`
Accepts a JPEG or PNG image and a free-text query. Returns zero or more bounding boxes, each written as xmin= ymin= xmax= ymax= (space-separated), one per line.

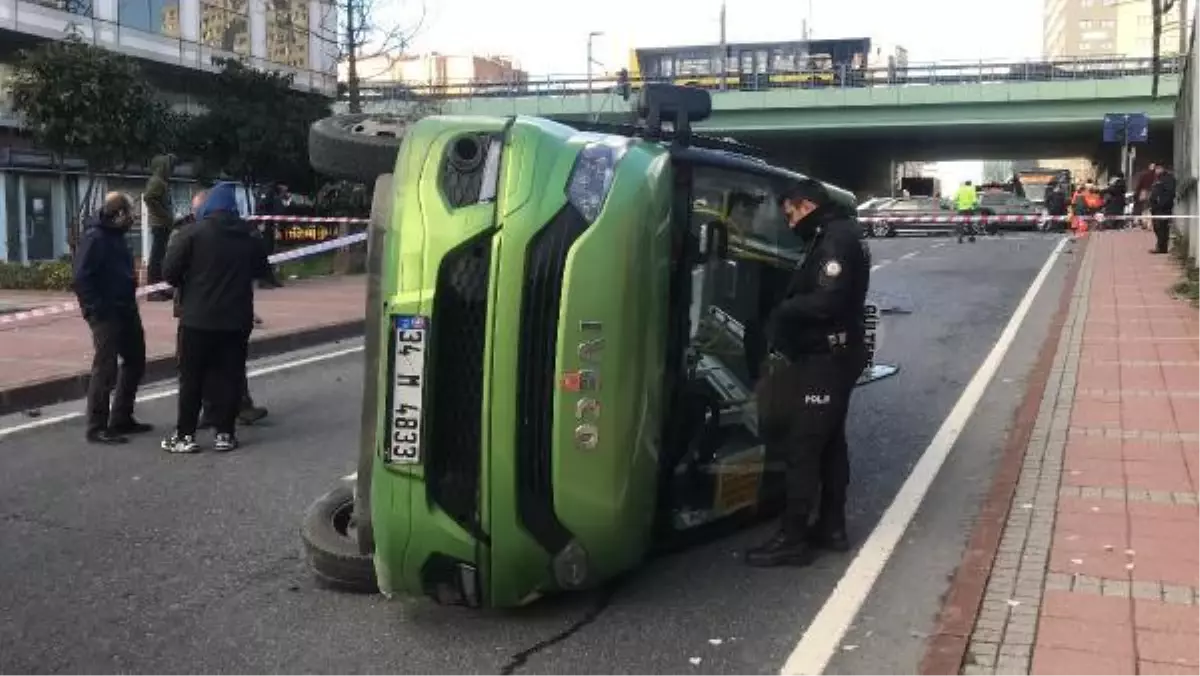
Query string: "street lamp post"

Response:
xmin=587 ymin=31 xmax=604 ymax=117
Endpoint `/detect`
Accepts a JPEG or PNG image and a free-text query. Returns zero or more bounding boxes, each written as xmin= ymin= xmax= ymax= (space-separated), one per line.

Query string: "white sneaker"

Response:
xmin=213 ymin=433 xmax=239 ymax=453
xmin=161 ymin=432 xmax=201 ymax=454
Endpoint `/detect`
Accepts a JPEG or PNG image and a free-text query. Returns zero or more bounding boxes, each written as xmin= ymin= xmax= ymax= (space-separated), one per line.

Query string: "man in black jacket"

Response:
xmin=171 ymin=191 xmax=269 ymax=428
xmin=747 ymin=180 xmax=871 ymax=568
xmin=73 ymin=192 xmax=154 ymax=444
xmin=161 ymin=182 xmax=269 ymax=453
xmin=1148 ymin=164 xmax=1178 ymax=254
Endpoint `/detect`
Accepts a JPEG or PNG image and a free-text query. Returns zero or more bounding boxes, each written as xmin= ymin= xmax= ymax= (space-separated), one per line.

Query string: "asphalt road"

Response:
xmin=0 ymin=232 xmax=1074 ymax=675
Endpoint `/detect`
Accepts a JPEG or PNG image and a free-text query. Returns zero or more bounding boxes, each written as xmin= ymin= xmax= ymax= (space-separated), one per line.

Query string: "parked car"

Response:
xmin=861 ymin=195 xmax=995 ymax=237
xmin=977 ymin=190 xmax=1043 ymax=230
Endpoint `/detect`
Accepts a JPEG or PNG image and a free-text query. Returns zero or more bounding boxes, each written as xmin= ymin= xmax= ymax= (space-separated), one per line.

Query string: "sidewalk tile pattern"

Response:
xmin=0 ymin=276 xmax=366 ymax=395
xmin=961 ymin=232 xmax=1199 ymax=676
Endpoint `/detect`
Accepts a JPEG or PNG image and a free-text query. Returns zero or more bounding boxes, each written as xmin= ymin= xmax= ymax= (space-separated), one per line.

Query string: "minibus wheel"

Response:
xmin=301 ymin=485 xmax=378 ymax=593
xmin=309 ymin=114 xmax=408 ymax=184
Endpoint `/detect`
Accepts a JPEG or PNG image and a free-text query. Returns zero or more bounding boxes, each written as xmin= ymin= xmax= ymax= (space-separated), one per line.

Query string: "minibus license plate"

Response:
xmin=389 ymin=315 xmax=427 ymax=464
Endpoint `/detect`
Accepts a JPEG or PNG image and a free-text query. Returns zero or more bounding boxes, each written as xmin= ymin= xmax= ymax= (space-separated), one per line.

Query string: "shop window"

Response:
xmin=118 ymin=0 xmax=181 ymax=37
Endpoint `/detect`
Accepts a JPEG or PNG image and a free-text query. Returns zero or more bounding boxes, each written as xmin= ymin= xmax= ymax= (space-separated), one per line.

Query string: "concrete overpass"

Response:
xmin=421 ymin=74 xmax=1179 ymax=194
xmin=355 ymin=68 xmax=1180 ymax=193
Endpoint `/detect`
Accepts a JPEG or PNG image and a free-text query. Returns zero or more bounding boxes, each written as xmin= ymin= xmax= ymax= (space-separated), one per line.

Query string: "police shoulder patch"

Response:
xmin=823 ymin=260 xmax=842 ymax=278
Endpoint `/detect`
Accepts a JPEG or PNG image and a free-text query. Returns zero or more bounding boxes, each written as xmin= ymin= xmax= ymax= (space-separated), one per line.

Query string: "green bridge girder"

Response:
xmin=440 ymin=75 xmax=1181 ymax=136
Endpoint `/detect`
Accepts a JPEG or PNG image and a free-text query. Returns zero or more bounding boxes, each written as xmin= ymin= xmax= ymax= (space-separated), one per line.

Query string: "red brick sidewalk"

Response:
xmin=0 ymin=275 xmax=366 ymax=414
xmin=949 ymin=231 xmax=1199 ymax=675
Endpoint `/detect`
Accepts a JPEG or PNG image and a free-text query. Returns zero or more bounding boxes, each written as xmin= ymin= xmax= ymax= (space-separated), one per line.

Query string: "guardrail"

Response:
xmin=354 ymin=55 xmax=1187 ymax=102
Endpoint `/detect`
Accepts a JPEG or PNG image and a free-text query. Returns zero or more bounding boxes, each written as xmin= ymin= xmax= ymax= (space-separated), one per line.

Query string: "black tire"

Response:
xmin=301 ymin=485 xmax=378 ymax=593
xmin=309 ymin=114 xmax=410 ymax=184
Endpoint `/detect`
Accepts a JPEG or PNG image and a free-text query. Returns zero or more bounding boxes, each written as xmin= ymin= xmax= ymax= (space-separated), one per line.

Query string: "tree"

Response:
xmin=334 ymin=0 xmax=426 ymax=114
xmin=185 ymin=58 xmax=331 ymax=195
xmin=9 ymin=33 xmax=175 ymax=247
xmin=1150 ymin=0 xmax=1179 ymax=99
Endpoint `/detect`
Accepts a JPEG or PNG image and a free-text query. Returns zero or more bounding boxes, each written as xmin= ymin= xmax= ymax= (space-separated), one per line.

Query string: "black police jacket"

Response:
xmin=766 ymin=217 xmax=870 ymax=360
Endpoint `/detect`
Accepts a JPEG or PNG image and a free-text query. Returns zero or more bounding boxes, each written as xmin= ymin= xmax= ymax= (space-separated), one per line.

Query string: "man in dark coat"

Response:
xmin=161 ymin=183 xmax=269 ymax=453
xmin=73 ymin=192 xmax=154 ymax=444
xmin=1148 ymin=164 xmax=1178 ymax=254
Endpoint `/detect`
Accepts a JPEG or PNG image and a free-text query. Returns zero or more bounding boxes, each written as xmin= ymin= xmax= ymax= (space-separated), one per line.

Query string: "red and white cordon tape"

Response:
xmin=247 ymin=215 xmax=369 ymax=224
xmin=0 ymin=216 xmax=370 ymax=327
xmin=858 ymin=213 xmax=1199 ymax=224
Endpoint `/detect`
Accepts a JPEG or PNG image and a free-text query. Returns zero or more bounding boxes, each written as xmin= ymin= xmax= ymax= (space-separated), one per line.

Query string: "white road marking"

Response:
xmin=871 ymin=260 xmax=890 ymax=272
xmin=0 ymin=345 xmax=365 ymax=440
xmin=780 ymin=235 xmax=1070 ymax=676
xmin=343 ymin=472 xmax=358 ymax=481
xmin=932 ymin=243 xmax=946 ymax=249
xmin=899 ymin=251 xmax=918 ymax=260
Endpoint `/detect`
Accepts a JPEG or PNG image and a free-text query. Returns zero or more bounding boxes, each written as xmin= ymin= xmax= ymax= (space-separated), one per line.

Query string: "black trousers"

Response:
xmin=757 ymin=346 xmax=866 ymax=536
xmin=86 ymin=313 xmax=146 ymax=435
xmin=147 ymin=227 xmax=171 ymax=286
xmin=175 ymin=328 xmax=254 ymax=420
xmin=1152 ymin=212 xmax=1171 ymax=252
xmin=176 ymin=327 xmax=248 ymax=436
xmin=260 ymin=224 xmax=281 ymax=285
xmin=956 ymin=208 xmax=978 ymax=239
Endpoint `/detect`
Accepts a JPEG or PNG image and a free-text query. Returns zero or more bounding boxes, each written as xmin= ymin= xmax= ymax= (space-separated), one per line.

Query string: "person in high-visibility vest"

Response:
xmin=953 ymin=180 xmax=979 ymax=244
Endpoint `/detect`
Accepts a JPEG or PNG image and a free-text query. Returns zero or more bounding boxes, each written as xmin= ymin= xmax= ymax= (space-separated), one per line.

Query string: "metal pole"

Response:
xmin=1179 ymin=0 xmax=1188 ymax=57
xmin=719 ymin=1 xmax=727 ymax=91
xmin=587 ymin=34 xmax=593 ymax=117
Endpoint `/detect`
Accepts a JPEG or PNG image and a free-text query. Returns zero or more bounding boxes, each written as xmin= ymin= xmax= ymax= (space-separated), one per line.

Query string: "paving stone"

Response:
xmin=1075 ymin=574 xmax=1103 ymax=595
xmin=994 ymin=656 xmax=1029 ymax=674
xmin=1163 ymin=584 xmax=1197 ymax=605
xmin=998 ymin=643 xmax=1032 ymax=658
xmin=967 ymin=641 xmax=999 ymax=668
xmin=1132 ymin=580 xmax=1163 ymax=601
xmin=961 ymin=665 xmax=993 ymax=675
xmin=1045 ymin=572 xmax=1073 ymax=591
xmin=1149 ymin=490 xmax=1174 ymax=504
xmin=1102 ymin=578 xmax=1131 ymax=597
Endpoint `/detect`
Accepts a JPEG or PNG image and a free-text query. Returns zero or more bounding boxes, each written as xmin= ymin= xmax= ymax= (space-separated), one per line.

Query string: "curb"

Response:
xmin=918 ymin=236 xmax=1090 ymax=675
xmin=0 ymin=319 xmax=365 ymax=417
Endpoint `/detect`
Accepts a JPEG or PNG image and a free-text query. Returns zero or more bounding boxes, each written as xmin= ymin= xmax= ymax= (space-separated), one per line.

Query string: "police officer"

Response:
xmin=747 ymin=179 xmax=871 ymax=568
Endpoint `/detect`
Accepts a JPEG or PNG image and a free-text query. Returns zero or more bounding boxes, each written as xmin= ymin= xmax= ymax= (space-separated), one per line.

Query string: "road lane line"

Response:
xmin=899 ymin=251 xmax=918 ymax=260
xmin=0 ymin=345 xmax=365 ymax=440
xmin=871 ymin=260 xmax=890 ymax=272
xmin=780 ymin=235 xmax=1070 ymax=675
xmin=343 ymin=472 xmax=358 ymax=481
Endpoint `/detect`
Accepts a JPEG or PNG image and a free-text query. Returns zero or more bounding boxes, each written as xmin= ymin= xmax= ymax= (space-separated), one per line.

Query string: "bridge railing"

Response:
xmin=354 ymin=54 xmax=1187 ymax=102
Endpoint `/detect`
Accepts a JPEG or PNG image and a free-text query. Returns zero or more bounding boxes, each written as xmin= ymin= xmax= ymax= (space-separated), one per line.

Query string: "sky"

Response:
xmin=387 ymin=0 xmax=1047 ymax=77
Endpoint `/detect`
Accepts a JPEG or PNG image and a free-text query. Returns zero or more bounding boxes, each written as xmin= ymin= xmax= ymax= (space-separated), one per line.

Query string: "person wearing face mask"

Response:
xmin=747 ymin=180 xmax=871 ymax=568
xmin=73 ymin=192 xmax=153 ymax=444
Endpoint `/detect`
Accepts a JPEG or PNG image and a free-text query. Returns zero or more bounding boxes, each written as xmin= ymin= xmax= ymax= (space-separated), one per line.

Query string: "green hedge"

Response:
xmin=0 ymin=260 xmax=74 ymax=290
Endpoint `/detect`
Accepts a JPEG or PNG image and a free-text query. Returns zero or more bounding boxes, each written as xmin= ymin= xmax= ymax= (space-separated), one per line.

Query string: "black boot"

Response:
xmin=237 ymin=401 xmax=268 ymax=425
xmin=745 ymin=529 xmax=818 ymax=568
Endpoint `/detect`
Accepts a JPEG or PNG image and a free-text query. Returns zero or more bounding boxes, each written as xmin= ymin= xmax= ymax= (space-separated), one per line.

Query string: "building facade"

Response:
xmin=345 ymin=52 xmax=527 ymax=93
xmin=1044 ymin=0 xmax=1187 ymax=58
xmin=0 ymin=0 xmax=337 ymax=263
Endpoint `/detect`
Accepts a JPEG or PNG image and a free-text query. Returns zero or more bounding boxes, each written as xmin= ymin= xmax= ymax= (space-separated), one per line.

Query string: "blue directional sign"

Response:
xmin=1103 ymin=113 xmax=1150 ymax=144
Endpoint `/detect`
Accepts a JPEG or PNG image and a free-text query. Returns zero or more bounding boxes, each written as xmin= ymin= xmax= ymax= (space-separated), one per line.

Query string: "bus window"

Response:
xmin=678 ymin=50 xmax=714 ymax=76
xmin=659 ymin=55 xmax=674 ymax=77
xmin=773 ymin=48 xmax=796 ymax=73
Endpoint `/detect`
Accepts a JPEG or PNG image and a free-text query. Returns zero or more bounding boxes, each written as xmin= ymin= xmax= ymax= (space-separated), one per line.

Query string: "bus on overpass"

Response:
xmin=627 ymin=37 xmax=908 ymax=89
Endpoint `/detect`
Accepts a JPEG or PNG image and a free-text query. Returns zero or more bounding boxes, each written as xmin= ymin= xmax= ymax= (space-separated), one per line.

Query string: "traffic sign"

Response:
xmin=1103 ymin=112 xmax=1149 ymax=143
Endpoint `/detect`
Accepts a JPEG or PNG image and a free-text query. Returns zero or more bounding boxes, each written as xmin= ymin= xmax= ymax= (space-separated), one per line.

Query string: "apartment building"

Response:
xmin=344 ymin=52 xmax=528 ymax=94
xmin=1044 ymin=0 xmax=1187 ymax=58
xmin=0 ymin=0 xmax=337 ymax=262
